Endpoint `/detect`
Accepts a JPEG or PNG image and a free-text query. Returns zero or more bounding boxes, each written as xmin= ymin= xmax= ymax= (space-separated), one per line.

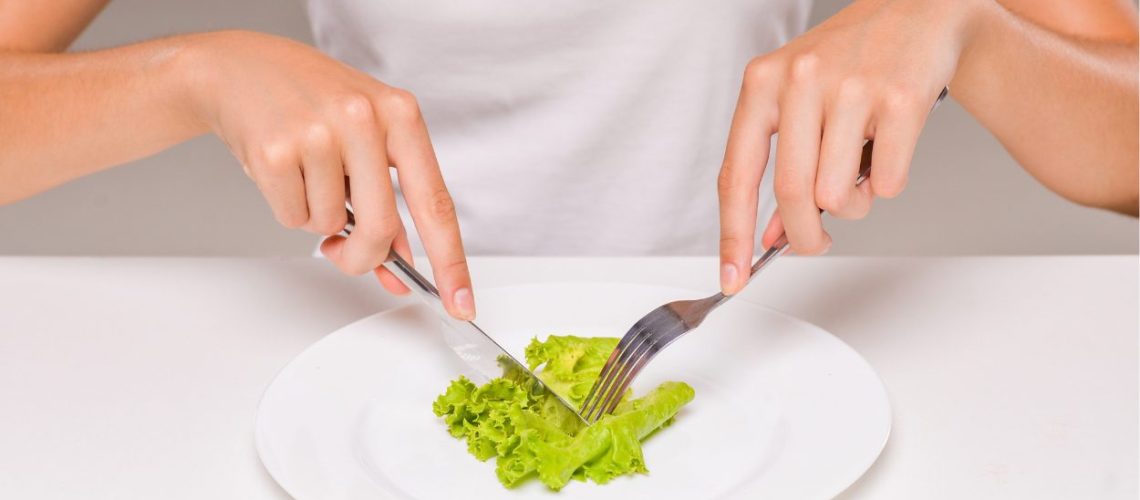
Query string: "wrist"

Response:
xmin=167 ymin=31 xmax=244 ymax=135
xmin=952 ymin=0 xmax=999 ymax=72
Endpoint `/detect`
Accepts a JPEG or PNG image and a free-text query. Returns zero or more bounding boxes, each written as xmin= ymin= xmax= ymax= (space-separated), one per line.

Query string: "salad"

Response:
xmin=432 ymin=335 xmax=695 ymax=491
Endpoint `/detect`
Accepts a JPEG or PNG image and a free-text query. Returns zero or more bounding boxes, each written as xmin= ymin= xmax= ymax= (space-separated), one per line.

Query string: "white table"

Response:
xmin=0 ymin=256 xmax=1135 ymax=499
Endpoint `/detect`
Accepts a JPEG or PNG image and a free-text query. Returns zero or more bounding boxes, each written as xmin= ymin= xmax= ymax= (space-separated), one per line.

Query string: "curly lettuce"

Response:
xmin=432 ymin=335 xmax=695 ymax=491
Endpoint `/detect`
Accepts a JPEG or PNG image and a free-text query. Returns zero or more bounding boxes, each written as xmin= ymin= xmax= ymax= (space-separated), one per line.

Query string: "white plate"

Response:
xmin=255 ymin=282 xmax=890 ymax=499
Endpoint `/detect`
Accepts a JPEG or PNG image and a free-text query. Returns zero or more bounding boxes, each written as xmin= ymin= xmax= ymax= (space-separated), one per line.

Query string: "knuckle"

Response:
xmin=790 ymin=236 xmax=828 ymax=256
xmin=311 ymin=211 xmax=348 ymax=236
xmin=836 ymin=77 xmax=868 ymax=104
xmin=814 ymin=184 xmax=849 ymax=213
xmin=275 ymin=209 xmax=308 ymax=229
xmin=336 ymin=248 xmax=376 ymax=276
xmin=254 ymin=140 xmax=296 ymax=173
xmin=743 ymin=56 xmax=776 ymax=88
xmin=873 ymin=174 xmax=908 ymax=198
xmin=338 ymin=94 xmax=377 ymax=124
xmin=789 ymin=53 xmax=821 ymax=83
xmin=359 ymin=214 xmax=401 ymax=245
xmin=427 ymin=188 xmax=458 ymax=223
xmin=438 ymin=256 xmax=469 ymax=281
xmin=719 ymin=234 xmax=747 ymax=251
xmin=382 ymin=88 xmax=422 ymax=122
xmin=304 ymin=122 xmax=335 ymax=150
xmin=881 ymin=86 xmax=920 ymax=115
xmin=339 ymin=258 xmax=371 ymax=276
xmin=343 ymin=219 xmax=401 ymax=274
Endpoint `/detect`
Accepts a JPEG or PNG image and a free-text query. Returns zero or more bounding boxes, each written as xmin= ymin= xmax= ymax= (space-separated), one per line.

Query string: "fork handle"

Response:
xmin=745 ymin=86 xmax=949 ymax=284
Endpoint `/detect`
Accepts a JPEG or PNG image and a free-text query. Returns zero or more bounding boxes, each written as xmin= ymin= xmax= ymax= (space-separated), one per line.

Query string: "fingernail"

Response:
xmin=720 ymin=263 xmax=739 ymax=295
xmin=452 ymin=287 xmax=475 ymax=320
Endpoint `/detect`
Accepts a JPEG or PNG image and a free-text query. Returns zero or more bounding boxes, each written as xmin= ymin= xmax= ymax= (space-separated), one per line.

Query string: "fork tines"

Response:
xmin=579 ymin=307 xmax=684 ymax=423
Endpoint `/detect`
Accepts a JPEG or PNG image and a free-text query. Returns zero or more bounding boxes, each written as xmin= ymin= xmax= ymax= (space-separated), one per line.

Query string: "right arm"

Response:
xmin=0 ymin=38 xmax=205 ymax=204
xmin=0 ymin=7 xmax=476 ymax=319
xmin=0 ymin=0 xmax=183 ymax=200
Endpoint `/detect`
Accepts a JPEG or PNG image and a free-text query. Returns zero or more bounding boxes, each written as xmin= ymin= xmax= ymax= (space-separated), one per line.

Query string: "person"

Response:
xmin=1 ymin=1 xmax=1136 ymax=320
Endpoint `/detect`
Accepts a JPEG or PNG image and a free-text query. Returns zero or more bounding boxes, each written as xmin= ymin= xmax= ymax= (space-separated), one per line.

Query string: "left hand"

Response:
xmin=717 ymin=0 xmax=981 ymax=294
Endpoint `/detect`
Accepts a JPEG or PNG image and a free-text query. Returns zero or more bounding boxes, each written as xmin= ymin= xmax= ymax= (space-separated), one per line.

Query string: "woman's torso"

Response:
xmin=308 ymin=0 xmax=810 ymax=255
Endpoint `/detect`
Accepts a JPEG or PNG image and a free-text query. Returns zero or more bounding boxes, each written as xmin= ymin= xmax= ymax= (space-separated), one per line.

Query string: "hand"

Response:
xmin=717 ymin=0 xmax=980 ymax=294
xmin=183 ymin=31 xmax=474 ymax=319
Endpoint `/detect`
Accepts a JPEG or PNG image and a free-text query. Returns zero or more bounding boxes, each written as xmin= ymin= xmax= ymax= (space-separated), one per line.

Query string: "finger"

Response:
xmin=319 ymin=234 xmax=346 ymax=264
xmin=323 ymin=112 xmax=412 ymax=298
xmin=773 ymin=56 xmax=830 ymax=255
xmin=373 ymin=225 xmax=412 ymax=295
xmin=718 ymin=57 xmax=780 ymax=295
xmin=322 ymin=226 xmax=409 ymax=296
xmin=336 ymin=96 xmax=402 ymax=275
xmin=760 ymin=210 xmax=785 ymax=250
xmin=816 ymin=84 xmax=873 ymax=220
xmin=250 ymin=143 xmax=308 ymax=229
xmin=381 ymin=90 xmax=474 ymax=321
xmin=300 ymin=124 xmax=348 ymax=236
xmin=869 ymin=93 xmax=927 ymax=199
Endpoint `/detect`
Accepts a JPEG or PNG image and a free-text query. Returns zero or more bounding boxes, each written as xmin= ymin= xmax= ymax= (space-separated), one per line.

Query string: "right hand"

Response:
xmin=181 ymin=31 xmax=474 ymax=320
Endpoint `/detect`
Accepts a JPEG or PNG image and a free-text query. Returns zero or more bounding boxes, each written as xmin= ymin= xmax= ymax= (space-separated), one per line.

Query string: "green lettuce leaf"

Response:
xmin=524 ymin=335 xmax=618 ymax=408
xmin=432 ymin=335 xmax=695 ymax=491
xmin=534 ymin=381 xmax=694 ymax=489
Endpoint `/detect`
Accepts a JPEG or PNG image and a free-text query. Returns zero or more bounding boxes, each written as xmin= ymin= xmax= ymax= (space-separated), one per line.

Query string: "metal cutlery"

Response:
xmin=578 ymin=87 xmax=950 ymax=423
xmin=341 ymin=208 xmax=588 ymax=424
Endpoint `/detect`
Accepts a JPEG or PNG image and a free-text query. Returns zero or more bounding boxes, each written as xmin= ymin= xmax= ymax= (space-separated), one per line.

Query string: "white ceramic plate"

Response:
xmin=255 ymin=282 xmax=889 ymax=499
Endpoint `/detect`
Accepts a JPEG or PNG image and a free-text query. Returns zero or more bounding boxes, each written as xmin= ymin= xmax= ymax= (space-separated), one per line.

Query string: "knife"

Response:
xmin=341 ymin=207 xmax=588 ymax=425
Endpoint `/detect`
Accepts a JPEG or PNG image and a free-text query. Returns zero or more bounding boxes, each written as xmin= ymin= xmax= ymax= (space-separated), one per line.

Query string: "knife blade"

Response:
xmin=342 ymin=208 xmax=587 ymax=425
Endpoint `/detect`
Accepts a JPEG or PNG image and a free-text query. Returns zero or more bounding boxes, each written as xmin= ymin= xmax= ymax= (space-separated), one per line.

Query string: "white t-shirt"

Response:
xmin=307 ymin=0 xmax=810 ymax=255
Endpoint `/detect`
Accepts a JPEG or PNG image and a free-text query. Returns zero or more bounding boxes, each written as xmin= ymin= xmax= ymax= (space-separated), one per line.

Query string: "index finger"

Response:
xmin=380 ymin=90 xmax=474 ymax=321
xmin=718 ymin=58 xmax=780 ymax=295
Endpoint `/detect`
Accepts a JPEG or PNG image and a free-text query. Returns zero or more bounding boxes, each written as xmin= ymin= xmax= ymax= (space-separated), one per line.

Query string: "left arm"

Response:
xmin=0 ymin=0 xmax=109 ymax=51
xmin=716 ymin=0 xmax=1138 ymax=294
xmin=952 ymin=0 xmax=1138 ymax=214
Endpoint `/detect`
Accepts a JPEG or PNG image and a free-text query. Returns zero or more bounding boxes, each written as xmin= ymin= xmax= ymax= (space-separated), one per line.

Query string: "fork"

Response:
xmin=578 ymin=87 xmax=950 ymax=423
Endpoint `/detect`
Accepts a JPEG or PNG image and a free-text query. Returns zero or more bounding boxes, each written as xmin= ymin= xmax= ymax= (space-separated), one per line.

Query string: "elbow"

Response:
xmin=0 ymin=33 xmax=77 ymax=54
xmin=0 ymin=165 xmax=39 ymax=206
xmin=1018 ymin=149 xmax=1139 ymax=218
xmin=1091 ymin=195 xmax=1140 ymax=218
xmin=1081 ymin=197 xmax=1139 ymax=218
xmin=0 ymin=44 xmax=69 ymax=54
xmin=0 ymin=181 xmax=24 ymax=207
xmin=0 ymin=189 xmax=24 ymax=207
xmin=0 ymin=185 xmax=41 ymax=207
xmin=1114 ymin=200 xmax=1140 ymax=218
xmin=1060 ymin=180 xmax=1139 ymax=218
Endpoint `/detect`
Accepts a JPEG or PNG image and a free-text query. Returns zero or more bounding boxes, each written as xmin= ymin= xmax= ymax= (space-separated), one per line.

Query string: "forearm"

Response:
xmin=0 ymin=37 xmax=208 ymax=204
xmin=951 ymin=1 xmax=1139 ymax=214
xmin=0 ymin=0 xmax=109 ymax=52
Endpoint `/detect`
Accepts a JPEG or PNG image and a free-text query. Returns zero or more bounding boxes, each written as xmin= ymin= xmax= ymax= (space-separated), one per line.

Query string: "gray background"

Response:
xmin=1 ymin=0 xmax=1135 ymax=256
